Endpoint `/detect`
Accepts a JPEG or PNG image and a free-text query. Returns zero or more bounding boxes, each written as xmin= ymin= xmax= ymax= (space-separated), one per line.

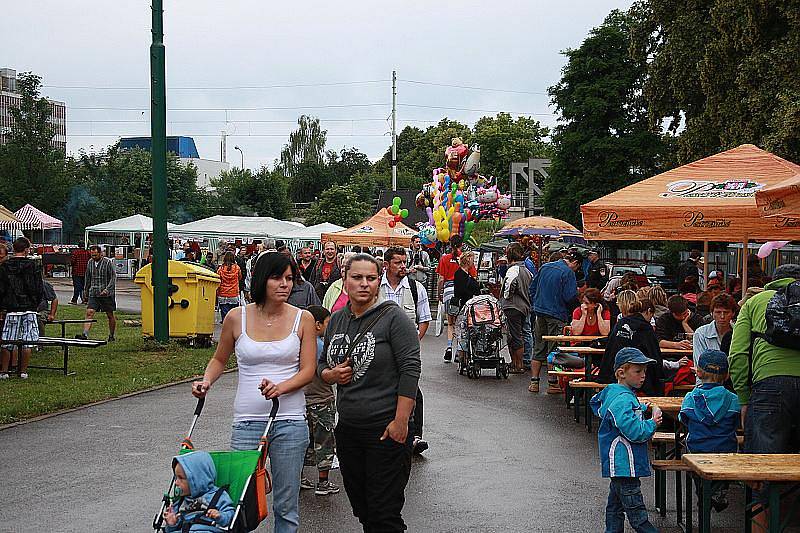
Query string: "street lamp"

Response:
xmin=234 ymin=145 xmax=244 ymax=169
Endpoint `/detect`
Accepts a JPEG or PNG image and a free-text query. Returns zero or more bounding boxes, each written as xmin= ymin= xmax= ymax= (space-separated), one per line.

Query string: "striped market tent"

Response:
xmin=0 ymin=204 xmax=62 ymax=230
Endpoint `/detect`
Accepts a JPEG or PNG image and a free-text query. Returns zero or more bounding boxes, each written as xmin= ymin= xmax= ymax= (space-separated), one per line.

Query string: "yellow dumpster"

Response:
xmin=135 ymin=260 xmax=220 ymax=345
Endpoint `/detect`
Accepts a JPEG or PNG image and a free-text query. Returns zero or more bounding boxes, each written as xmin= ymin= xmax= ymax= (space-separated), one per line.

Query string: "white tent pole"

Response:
xmin=742 ymin=237 xmax=749 ymax=294
xmin=703 ymin=240 xmax=709 ymax=288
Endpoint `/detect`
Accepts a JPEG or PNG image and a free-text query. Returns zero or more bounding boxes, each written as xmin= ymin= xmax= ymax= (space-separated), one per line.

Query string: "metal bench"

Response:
xmin=2 ymin=336 xmax=107 ymax=376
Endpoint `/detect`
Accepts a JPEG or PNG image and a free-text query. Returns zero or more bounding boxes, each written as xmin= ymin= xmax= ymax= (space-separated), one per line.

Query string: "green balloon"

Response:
xmin=391 ymin=205 xmax=399 ymax=215
xmin=400 ymin=209 xmax=409 ymax=218
xmin=393 ymin=196 xmax=401 ymax=206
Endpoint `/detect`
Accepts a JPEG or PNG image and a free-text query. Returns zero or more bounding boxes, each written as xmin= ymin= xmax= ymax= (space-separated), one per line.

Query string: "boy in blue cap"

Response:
xmin=679 ymin=349 xmax=740 ymax=512
xmin=590 ymin=347 xmax=663 ymax=533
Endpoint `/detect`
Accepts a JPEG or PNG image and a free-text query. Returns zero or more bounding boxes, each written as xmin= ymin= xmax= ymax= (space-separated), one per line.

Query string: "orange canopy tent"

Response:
xmin=581 ymin=144 xmax=800 ymax=290
xmin=0 ymin=204 xmax=20 ymax=225
xmin=320 ymin=210 xmax=416 ymax=247
xmin=755 ymin=174 xmax=800 ymax=218
xmin=581 ymin=144 xmax=800 ymax=242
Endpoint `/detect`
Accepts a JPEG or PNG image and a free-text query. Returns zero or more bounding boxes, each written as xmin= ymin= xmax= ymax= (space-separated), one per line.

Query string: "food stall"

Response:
xmin=85 ymin=214 xmax=175 ymax=279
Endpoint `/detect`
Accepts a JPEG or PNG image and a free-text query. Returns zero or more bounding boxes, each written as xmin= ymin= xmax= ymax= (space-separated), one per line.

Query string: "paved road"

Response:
xmin=50 ymin=278 xmax=142 ymax=314
xmin=0 ymin=333 xmax=742 ymax=532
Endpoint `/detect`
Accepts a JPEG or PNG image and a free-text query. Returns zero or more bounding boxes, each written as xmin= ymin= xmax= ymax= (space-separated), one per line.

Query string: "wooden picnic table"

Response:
xmin=638 ymin=396 xmax=684 ymax=415
xmin=683 ymin=453 xmax=800 ymax=533
xmin=542 ymin=335 xmax=604 ymax=343
xmin=561 ymin=346 xmax=692 ymax=356
xmin=2 ymin=336 xmax=107 ymax=376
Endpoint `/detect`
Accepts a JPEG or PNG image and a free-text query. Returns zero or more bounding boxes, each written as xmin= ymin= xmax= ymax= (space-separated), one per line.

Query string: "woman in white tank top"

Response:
xmin=192 ymin=252 xmax=316 ymax=533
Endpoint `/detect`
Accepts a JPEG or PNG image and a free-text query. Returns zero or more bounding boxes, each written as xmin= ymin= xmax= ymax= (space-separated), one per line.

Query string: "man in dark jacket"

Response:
xmin=0 ymin=237 xmax=44 ymax=379
xmin=677 ymin=249 xmax=701 ymax=285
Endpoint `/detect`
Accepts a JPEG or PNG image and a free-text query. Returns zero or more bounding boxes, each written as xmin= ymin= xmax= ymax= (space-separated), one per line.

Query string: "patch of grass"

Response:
xmin=0 ymin=305 xmax=234 ymax=425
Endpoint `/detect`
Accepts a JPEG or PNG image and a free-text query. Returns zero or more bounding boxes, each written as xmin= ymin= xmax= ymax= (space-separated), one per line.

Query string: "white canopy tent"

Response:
xmin=85 ymin=214 xmax=175 ymax=263
xmin=273 ymin=222 xmax=345 ymax=251
xmin=169 ymin=215 xmax=306 ymax=252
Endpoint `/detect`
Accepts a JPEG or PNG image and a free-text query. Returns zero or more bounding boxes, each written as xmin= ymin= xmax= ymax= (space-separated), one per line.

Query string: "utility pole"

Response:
xmin=150 ymin=0 xmax=169 ymax=342
xmin=391 ymin=70 xmax=397 ymax=191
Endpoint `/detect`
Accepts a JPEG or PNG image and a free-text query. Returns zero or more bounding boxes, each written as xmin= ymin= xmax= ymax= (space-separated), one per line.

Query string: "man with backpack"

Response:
xmin=729 ymin=263 xmax=800 ymax=454
xmin=380 ymin=246 xmax=432 ymax=455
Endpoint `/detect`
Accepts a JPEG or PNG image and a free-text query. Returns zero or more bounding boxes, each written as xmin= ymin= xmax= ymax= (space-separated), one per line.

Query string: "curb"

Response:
xmin=0 ymin=367 xmax=238 ymax=432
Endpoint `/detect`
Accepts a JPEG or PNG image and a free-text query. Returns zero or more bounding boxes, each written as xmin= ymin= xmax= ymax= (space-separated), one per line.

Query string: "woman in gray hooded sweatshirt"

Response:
xmin=319 ymin=253 xmax=421 ymax=532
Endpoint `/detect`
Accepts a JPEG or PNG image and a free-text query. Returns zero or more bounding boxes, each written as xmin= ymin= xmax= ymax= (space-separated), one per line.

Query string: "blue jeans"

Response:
xmin=522 ymin=312 xmax=534 ymax=367
xmin=219 ymin=303 xmax=238 ymax=323
xmin=231 ymin=419 xmax=309 ymax=533
xmin=744 ymin=376 xmax=800 ymax=503
xmin=745 ymin=375 xmax=800 ymax=454
xmin=72 ymin=275 xmax=85 ymax=303
xmin=605 ymin=478 xmax=657 ymax=533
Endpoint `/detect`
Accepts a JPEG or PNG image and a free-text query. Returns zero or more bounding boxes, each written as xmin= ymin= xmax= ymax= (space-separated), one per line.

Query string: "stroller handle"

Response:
xmin=194 ymin=397 xmax=205 ymax=416
xmin=269 ymin=397 xmax=280 ymax=419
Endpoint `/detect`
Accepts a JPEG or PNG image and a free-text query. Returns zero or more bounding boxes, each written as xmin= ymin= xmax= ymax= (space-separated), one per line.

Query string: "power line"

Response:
xmin=399 ymin=78 xmax=548 ymax=96
xmin=66 ymin=103 xmax=390 ymax=111
xmin=67 ymin=133 xmax=389 ymax=138
xmin=44 ymin=79 xmax=390 ymax=90
xmin=398 ymin=103 xmax=552 ymax=115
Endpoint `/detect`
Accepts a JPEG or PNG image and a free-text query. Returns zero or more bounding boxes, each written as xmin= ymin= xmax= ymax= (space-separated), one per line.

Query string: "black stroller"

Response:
xmin=458 ymin=294 xmax=509 ymax=379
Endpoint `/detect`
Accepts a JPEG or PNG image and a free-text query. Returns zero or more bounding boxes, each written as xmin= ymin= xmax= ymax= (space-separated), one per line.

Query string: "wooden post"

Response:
xmin=703 ymin=240 xmax=709 ymax=288
xmin=742 ymin=238 xmax=749 ymax=294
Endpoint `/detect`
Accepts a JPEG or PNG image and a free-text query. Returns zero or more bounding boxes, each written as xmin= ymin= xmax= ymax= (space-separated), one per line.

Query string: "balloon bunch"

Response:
xmin=415 ymin=137 xmax=511 ymax=246
xmin=385 ymin=196 xmax=409 ymax=228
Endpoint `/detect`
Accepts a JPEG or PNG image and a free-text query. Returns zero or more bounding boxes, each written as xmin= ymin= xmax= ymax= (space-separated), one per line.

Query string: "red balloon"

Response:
xmin=394 ymin=214 xmax=402 ymax=222
xmin=385 ymin=206 xmax=394 ymax=216
xmin=388 ymin=220 xmax=396 ymax=228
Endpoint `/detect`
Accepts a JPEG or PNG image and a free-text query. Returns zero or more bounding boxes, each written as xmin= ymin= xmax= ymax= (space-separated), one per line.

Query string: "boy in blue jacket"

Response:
xmin=591 ymin=347 xmax=663 ymax=533
xmin=164 ymin=451 xmax=236 ymax=532
xmin=679 ymin=349 xmax=740 ymax=512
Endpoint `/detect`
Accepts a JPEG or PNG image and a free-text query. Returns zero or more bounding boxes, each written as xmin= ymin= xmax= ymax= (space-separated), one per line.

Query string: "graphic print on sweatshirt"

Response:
xmin=327 ymin=332 xmax=377 ymax=382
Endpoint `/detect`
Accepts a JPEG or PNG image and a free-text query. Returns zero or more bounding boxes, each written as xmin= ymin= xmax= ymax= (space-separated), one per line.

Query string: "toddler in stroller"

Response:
xmin=164 ymin=451 xmax=235 ymax=532
xmin=457 ymin=294 xmax=508 ymax=379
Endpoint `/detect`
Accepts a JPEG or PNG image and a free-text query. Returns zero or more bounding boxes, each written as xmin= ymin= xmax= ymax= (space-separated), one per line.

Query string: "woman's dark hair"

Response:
xmin=583 ymin=288 xmax=603 ymax=305
xmin=280 ymin=249 xmax=305 ymax=285
xmin=344 ymin=253 xmax=381 ymax=276
xmin=250 ymin=252 xmax=298 ymax=306
xmin=223 ymin=251 xmax=235 ymax=271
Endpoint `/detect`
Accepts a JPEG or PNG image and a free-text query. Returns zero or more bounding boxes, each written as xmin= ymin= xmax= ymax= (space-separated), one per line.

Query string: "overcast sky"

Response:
xmin=5 ymin=0 xmax=632 ymax=169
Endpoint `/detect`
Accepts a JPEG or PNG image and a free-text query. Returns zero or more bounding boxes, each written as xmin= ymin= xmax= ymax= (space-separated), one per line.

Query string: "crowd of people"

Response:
xmin=2 ymin=231 xmax=797 ymax=532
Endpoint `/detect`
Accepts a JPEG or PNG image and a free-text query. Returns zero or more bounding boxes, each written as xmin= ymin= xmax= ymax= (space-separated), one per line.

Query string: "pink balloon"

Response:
xmin=426 ymin=207 xmax=434 ymax=225
xmin=757 ymin=241 xmax=790 ymax=259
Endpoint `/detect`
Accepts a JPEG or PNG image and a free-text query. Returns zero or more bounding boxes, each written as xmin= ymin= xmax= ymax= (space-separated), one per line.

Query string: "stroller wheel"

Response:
xmin=496 ymin=366 xmax=502 ymax=379
xmin=472 ymin=362 xmax=481 ymax=379
xmin=502 ymin=362 xmax=509 ymax=379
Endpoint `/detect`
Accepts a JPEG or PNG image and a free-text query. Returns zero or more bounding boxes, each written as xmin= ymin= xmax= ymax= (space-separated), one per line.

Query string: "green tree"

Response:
xmin=629 ymin=0 xmax=800 ymax=162
xmin=375 ymin=119 xmax=472 ymax=179
xmin=305 ymin=184 xmax=368 ymax=228
xmin=328 ymin=147 xmax=372 ymax=182
xmin=210 ymin=166 xmax=291 ymax=219
xmin=0 ymin=72 xmax=73 ymax=215
xmin=84 ymin=145 xmax=203 ymax=222
xmin=544 ymin=10 xmax=668 ymax=226
xmin=472 ymin=113 xmax=551 ymax=189
xmin=288 ymin=161 xmax=336 ymax=203
xmin=279 ymin=115 xmax=327 ymax=177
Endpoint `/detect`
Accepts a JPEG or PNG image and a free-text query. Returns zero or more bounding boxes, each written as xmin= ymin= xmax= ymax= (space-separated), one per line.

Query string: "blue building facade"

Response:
xmin=119 ymin=136 xmax=200 ymax=159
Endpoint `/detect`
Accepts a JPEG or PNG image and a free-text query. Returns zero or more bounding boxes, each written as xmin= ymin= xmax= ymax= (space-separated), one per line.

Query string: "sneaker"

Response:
xmin=19 ymin=373 xmax=28 ymax=379
xmin=546 ymin=382 xmax=562 ymax=394
xmin=74 ymin=333 xmax=87 ymax=340
xmin=315 ymin=480 xmax=340 ymax=495
xmin=300 ymin=477 xmax=314 ymax=490
xmin=107 ymin=335 xmax=115 ymax=342
xmin=528 ymin=379 xmax=540 ymax=393
xmin=412 ymin=437 xmax=429 ymax=455
xmin=443 ymin=347 xmax=452 ymax=362
xmin=0 ymin=373 xmax=8 ymax=380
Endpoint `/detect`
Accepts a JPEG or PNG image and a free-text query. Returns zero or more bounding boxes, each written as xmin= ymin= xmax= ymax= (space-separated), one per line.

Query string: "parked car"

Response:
xmin=608 ymin=264 xmax=650 ymax=288
xmin=643 ymin=263 xmax=677 ymax=294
